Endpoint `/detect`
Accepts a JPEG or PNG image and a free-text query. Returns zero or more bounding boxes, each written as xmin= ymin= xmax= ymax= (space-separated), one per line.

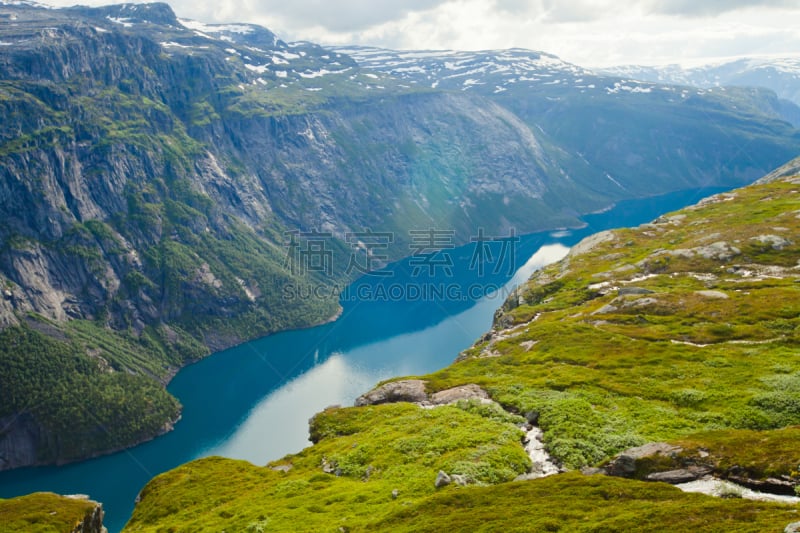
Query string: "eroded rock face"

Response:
xmin=63 ymin=495 xmax=107 ymax=533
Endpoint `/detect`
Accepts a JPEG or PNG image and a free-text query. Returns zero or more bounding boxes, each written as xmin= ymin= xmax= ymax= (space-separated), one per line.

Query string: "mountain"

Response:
xmin=601 ymin=57 xmax=800 ymax=125
xmin=335 ymin=46 xmax=800 ymax=195
xmin=0 ymin=1 xmax=799 ymax=471
xmin=124 ymin=158 xmax=800 ymax=532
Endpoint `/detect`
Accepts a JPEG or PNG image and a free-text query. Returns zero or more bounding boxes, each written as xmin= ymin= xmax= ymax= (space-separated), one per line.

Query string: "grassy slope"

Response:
xmin=123 ymin=167 xmax=800 ymax=531
xmin=0 ymin=493 xmax=100 ymax=533
xmin=433 ymin=170 xmax=800 ymax=469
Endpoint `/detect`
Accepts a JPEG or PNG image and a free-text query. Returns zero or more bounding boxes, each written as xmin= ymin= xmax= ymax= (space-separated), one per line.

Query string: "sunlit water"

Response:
xmin=0 ymin=188 xmax=727 ymax=532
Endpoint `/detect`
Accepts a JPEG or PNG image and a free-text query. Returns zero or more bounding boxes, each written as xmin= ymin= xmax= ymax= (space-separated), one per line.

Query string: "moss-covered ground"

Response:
xmin=0 ymin=493 xmax=101 ymax=533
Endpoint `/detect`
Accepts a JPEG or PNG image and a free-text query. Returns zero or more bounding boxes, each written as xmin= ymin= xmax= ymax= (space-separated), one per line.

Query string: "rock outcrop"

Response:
xmin=355 ymin=381 xmax=491 ymax=407
xmin=67 ymin=495 xmax=107 ymax=533
xmin=604 ymin=443 xmax=684 ymax=479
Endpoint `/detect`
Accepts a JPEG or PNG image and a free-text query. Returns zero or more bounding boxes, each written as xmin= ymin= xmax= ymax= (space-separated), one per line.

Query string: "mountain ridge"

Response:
xmin=0 ymin=0 xmax=799 ymax=471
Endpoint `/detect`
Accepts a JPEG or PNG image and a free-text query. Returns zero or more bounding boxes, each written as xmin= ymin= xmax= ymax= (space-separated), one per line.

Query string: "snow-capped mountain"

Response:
xmin=332 ymin=46 xmax=594 ymax=93
xmin=602 ymin=57 xmax=800 ymax=106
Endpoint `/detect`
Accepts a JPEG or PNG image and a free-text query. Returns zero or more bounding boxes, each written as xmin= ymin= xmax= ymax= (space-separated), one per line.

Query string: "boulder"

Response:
xmin=355 ymin=380 xmax=428 ymax=406
xmin=429 ymin=384 xmax=490 ymax=405
xmin=355 ymin=381 xmax=493 ymax=408
xmin=785 ymin=522 xmax=800 ymax=533
xmin=618 ymin=287 xmax=654 ymax=296
xmin=695 ymin=290 xmax=729 ymax=300
xmin=435 ymin=471 xmax=452 ymax=488
xmin=605 ymin=442 xmax=682 ymax=478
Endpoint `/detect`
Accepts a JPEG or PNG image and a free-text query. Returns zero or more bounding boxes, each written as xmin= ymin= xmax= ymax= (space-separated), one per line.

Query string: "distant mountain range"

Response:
xmin=602 ymin=57 xmax=800 ymax=105
xmin=0 ymin=1 xmax=799 ymax=470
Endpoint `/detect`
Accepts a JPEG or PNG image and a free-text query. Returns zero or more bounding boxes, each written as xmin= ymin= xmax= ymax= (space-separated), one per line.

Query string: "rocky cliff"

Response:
xmin=1 ymin=1 xmax=799 ymax=470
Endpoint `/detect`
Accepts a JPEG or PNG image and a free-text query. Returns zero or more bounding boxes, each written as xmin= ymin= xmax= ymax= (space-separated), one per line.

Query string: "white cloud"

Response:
xmin=37 ymin=0 xmax=800 ymax=67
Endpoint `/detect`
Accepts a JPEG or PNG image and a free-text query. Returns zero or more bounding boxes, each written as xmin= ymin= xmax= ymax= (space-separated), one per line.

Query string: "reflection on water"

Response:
xmin=209 ymin=244 xmax=570 ymax=464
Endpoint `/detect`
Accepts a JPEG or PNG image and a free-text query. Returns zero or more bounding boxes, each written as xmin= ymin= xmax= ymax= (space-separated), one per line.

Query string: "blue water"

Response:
xmin=0 ymin=187 xmax=727 ymax=532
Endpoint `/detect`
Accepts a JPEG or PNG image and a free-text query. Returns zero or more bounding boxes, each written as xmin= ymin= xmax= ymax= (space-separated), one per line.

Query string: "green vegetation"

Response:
xmin=372 ymin=473 xmax=799 ymax=532
xmin=0 ymin=493 xmax=101 ymax=533
xmin=126 ymin=169 xmax=800 ymax=532
xmin=426 ymin=174 xmax=800 ymax=468
xmin=124 ymin=401 xmax=530 ymax=532
xmin=672 ymin=427 xmax=800 ymax=481
xmin=0 ymin=322 xmax=182 ymax=464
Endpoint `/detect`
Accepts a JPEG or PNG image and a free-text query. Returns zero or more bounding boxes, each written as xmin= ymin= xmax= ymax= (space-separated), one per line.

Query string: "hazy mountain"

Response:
xmin=601 ymin=57 xmax=800 ymax=125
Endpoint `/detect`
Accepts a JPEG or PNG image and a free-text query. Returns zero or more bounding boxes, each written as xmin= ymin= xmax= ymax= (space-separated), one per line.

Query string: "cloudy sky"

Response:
xmin=44 ymin=0 xmax=800 ymax=67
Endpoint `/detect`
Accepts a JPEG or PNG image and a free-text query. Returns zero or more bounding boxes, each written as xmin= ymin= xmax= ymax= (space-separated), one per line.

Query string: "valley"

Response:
xmin=1 ymin=1 xmax=800 ymax=532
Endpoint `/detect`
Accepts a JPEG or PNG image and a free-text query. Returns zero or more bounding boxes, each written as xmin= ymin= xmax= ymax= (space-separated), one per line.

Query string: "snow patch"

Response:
xmin=245 ymin=64 xmax=269 ymax=74
xmin=106 ymin=16 xmax=133 ymax=27
xmin=178 ymin=19 xmax=254 ymax=35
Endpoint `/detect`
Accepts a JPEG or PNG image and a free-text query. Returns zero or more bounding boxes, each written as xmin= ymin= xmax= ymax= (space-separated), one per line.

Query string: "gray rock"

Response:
xmin=753 ymin=234 xmax=792 ymax=251
xmin=451 ymin=474 xmax=469 ymax=486
xmin=694 ymin=242 xmax=741 ymax=261
xmin=429 ymin=384 xmax=490 ymax=405
xmin=322 ymin=457 xmax=336 ymax=474
xmin=618 ymin=287 xmax=654 ymax=296
xmin=646 ymin=466 xmax=713 ymax=484
xmin=695 ymin=290 xmax=729 ymax=299
xmin=592 ymin=303 xmax=619 ymax=315
xmin=785 ymin=522 xmax=800 ymax=533
xmin=605 ymin=443 xmax=682 ymax=478
xmin=435 ymin=470 xmax=452 ymax=488
xmin=727 ymin=474 xmax=797 ymax=495
xmin=619 ymin=297 xmax=658 ymax=310
xmin=569 ymin=231 xmax=615 ymax=258
xmin=355 ymin=380 xmax=428 ymax=406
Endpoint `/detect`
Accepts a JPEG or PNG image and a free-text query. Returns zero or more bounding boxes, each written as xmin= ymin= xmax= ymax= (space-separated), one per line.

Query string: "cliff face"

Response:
xmin=0 ymin=1 xmax=799 ymax=470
